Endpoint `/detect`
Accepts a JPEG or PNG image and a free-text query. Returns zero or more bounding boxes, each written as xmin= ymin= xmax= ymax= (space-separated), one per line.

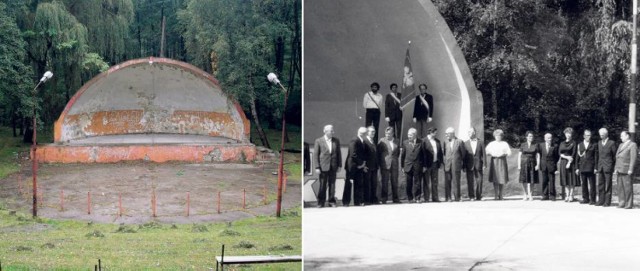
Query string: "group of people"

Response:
xmin=311 ymin=81 xmax=636 ymax=209
xmin=313 ymin=124 xmax=636 ymax=209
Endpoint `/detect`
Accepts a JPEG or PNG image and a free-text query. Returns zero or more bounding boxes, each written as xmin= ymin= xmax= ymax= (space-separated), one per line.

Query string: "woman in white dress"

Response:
xmin=486 ymin=129 xmax=512 ymax=200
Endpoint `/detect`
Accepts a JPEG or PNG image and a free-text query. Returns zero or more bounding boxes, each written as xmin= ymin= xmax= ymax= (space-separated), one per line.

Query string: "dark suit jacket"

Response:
xmin=538 ymin=142 xmax=559 ymax=172
xmin=443 ymin=138 xmax=466 ymax=171
xmin=463 ymin=139 xmax=486 ymax=171
xmin=401 ymin=138 xmax=423 ymax=173
xmin=378 ymin=137 xmax=400 ymax=170
xmin=346 ymin=137 xmax=366 ymax=173
xmin=596 ymin=139 xmax=616 ymax=173
xmin=385 ymin=93 xmax=402 ymax=122
xmin=421 ymin=137 xmax=443 ymax=170
xmin=314 ymin=136 xmax=342 ymax=172
xmin=412 ymin=93 xmax=434 ymax=120
xmin=365 ymin=137 xmax=378 ymax=171
xmin=615 ymin=141 xmax=637 ymax=173
xmin=576 ymin=141 xmax=598 ymax=172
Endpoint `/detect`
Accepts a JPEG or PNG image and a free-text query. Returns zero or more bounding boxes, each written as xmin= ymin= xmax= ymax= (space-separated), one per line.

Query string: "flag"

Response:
xmin=402 ymin=41 xmax=414 ymax=94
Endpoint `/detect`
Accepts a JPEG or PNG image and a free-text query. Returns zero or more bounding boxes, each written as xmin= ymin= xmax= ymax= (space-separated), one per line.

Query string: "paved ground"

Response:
xmin=0 ymin=161 xmax=300 ymax=224
xmin=304 ymin=198 xmax=640 ymax=270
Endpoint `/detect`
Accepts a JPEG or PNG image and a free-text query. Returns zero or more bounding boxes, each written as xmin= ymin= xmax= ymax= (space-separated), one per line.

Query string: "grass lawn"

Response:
xmin=0 ymin=206 xmax=301 ymax=270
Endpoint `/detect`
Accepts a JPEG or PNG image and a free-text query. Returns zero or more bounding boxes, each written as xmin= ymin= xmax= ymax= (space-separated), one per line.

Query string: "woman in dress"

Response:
xmin=558 ymin=127 xmax=579 ymax=202
xmin=486 ymin=129 xmax=512 ymax=200
xmin=518 ymin=131 xmax=540 ymax=201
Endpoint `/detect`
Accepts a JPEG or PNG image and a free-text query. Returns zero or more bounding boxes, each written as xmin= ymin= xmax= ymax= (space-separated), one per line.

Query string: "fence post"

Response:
xmin=243 ymin=188 xmax=246 ymax=209
xmin=87 ymin=191 xmax=91 ymax=215
xmin=217 ymin=191 xmax=221 ymax=214
xmin=186 ymin=191 xmax=190 ymax=217
xmin=118 ymin=193 xmax=123 ymax=217
xmin=152 ymin=189 xmax=157 ymax=218
xmin=60 ymin=190 xmax=64 ymax=211
xmin=263 ymin=185 xmax=267 ymax=205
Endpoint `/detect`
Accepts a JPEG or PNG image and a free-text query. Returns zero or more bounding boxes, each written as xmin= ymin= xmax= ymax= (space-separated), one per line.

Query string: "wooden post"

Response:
xmin=243 ymin=188 xmax=246 ymax=209
xmin=118 ymin=193 xmax=123 ymax=217
xmin=87 ymin=191 xmax=91 ymax=215
xmin=263 ymin=185 xmax=267 ymax=205
xmin=217 ymin=191 xmax=221 ymax=214
xmin=152 ymin=189 xmax=157 ymax=218
xmin=186 ymin=191 xmax=190 ymax=217
xmin=60 ymin=190 xmax=64 ymax=211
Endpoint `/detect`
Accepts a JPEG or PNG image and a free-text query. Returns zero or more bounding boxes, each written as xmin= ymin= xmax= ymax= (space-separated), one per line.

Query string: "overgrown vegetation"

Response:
xmin=0 ymin=207 xmax=301 ymax=270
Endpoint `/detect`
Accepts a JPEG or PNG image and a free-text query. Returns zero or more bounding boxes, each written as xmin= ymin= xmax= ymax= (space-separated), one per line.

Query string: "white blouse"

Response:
xmin=486 ymin=141 xmax=512 ymax=157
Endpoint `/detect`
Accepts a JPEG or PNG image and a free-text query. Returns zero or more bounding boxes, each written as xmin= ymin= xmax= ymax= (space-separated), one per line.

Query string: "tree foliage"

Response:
xmin=434 ymin=0 xmax=635 ymax=145
xmin=0 ymin=0 xmax=301 ymax=146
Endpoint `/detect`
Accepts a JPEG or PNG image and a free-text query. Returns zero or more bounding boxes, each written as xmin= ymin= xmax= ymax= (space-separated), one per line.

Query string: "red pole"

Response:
xmin=263 ymin=185 xmax=267 ymax=205
xmin=87 ymin=191 xmax=91 ymax=215
xmin=243 ymin=189 xmax=246 ymax=209
xmin=60 ymin=190 xmax=64 ymax=211
xmin=186 ymin=191 xmax=190 ymax=217
xmin=217 ymin=191 xmax=221 ymax=214
xmin=152 ymin=189 xmax=156 ymax=218
xmin=118 ymin=193 xmax=122 ymax=217
xmin=283 ymin=173 xmax=288 ymax=194
xmin=275 ymin=82 xmax=289 ymax=217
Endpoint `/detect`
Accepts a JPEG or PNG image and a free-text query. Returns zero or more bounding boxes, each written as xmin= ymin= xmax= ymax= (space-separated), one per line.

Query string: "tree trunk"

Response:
xmin=249 ymin=91 xmax=270 ymax=148
xmin=11 ymin=108 xmax=17 ymax=137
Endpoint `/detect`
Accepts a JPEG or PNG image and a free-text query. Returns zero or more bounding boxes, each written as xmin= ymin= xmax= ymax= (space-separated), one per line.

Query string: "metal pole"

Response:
xmin=275 ymin=82 xmax=289 ymax=217
xmin=631 ymin=0 xmax=638 ymax=140
xmin=31 ymin=81 xmax=42 ymax=217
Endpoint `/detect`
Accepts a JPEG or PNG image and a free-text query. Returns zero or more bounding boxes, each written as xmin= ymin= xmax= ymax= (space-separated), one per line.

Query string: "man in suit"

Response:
xmin=364 ymin=82 xmax=383 ymax=143
xmin=364 ymin=126 xmax=379 ymax=204
xmin=314 ymin=125 xmax=342 ymax=207
xmin=421 ymin=127 xmax=443 ymax=202
xmin=412 ymin=83 xmax=434 ymax=138
xmin=463 ymin=127 xmax=486 ymax=201
xmin=614 ymin=131 xmax=636 ymax=209
xmin=385 ymin=83 xmax=403 ymax=138
xmin=401 ymin=128 xmax=423 ymax=203
xmin=539 ymin=133 xmax=559 ymax=201
xmin=343 ymin=127 xmax=369 ymax=206
xmin=443 ymin=127 xmax=466 ymax=201
xmin=378 ymin=127 xmax=400 ymax=203
xmin=595 ymin=128 xmax=616 ymax=206
xmin=575 ymin=129 xmax=598 ymax=204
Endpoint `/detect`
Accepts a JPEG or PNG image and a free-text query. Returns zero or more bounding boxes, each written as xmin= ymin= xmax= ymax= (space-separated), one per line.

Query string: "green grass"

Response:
xmin=0 ymin=207 xmax=301 ymax=270
xmin=0 ymin=127 xmax=29 ymax=180
xmin=251 ymin=125 xmax=301 ymax=151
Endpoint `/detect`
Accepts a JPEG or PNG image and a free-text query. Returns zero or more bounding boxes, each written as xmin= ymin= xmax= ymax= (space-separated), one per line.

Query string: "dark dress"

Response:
xmin=558 ymin=140 xmax=580 ymax=186
xmin=519 ymin=142 xmax=539 ymax=183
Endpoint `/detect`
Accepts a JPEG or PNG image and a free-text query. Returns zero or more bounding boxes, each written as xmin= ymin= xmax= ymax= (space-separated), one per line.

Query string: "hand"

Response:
xmin=423 ymin=168 xmax=427 ymax=173
xmin=363 ymin=166 xmax=368 ymax=173
xmin=413 ymin=118 xmax=417 ymax=123
xmin=628 ymin=170 xmax=633 ymax=175
xmin=555 ymin=170 xmax=559 ymax=174
xmin=565 ymin=162 xmax=571 ymax=169
xmin=402 ymin=169 xmax=405 ymax=174
xmin=315 ymin=169 xmax=321 ymax=174
xmin=517 ymin=167 xmax=521 ymax=170
xmin=385 ymin=117 xmax=390 ymax=122
xmin=535 ymin=165 xmax=539 ymax=171
xmin=613 ymin=170 xmax=618 ymax=175
xmin=575 ymin=169 xmax=579 ymax=175
xmin=428 ymin=117 xmax=433 ymax=123
xmin=594 ymin=169 xmax=598 ymax=174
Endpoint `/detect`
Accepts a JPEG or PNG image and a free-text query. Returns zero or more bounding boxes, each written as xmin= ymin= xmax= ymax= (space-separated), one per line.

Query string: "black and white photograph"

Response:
xmin=303 ymin=0 xmax=640 ymax=270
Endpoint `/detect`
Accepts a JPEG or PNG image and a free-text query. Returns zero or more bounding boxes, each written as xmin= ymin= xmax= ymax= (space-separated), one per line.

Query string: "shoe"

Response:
xmin=580 ymin=200 xmax=589 ymax=204
xmin=551 ymin=198 xmax=556 ymax=201
xmin=589 ymin=202 xmax=595 ymax=205
xmin=541 ymin=197 xmax=549 ymax=201
xmin=318 ymin=204 xmax=324 ymax=208
xmin=433 ymin=199 xmax=441 ymax=203
xmin=329 ymin=203 xmax=336 ymax=207
xmin=594 ymin=203 xmax=603 ymax=206
xmin=470 ymin=198 xmax=476 ymax=201
xmin=393 ymin=200 xmax=401 ymax=204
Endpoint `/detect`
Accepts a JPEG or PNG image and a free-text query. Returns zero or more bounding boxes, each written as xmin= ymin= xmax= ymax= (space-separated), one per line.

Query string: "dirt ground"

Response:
xmin=0 ymin=160 xmax=300 ymax=224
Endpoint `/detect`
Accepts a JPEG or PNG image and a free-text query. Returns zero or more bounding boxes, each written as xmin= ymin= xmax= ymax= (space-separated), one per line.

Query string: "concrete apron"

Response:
xmin=304 ymin=199 xmax=640 ymax=270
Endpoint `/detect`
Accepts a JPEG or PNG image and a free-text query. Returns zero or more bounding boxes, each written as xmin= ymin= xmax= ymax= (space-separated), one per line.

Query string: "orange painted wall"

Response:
xmin=36 ymin=144 xmax=257 ymax=163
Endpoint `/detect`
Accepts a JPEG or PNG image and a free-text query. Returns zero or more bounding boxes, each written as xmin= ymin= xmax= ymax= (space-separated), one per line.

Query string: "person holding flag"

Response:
xmin=413 ymin=83 xmax=434 ymax=138
xmin=385 ymin=83 xmax=403 ymax=138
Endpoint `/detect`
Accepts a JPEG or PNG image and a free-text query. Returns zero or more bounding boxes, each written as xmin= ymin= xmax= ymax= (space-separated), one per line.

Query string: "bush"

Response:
xmin=219 ymin=229 xmax=241 ymax=236
xmin=234 ymin=241 xmax=255 ymax=249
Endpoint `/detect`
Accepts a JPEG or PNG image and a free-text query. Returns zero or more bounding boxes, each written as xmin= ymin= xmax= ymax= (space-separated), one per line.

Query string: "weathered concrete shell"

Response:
xmin=38 ymin=57 xmax=256 ymax=163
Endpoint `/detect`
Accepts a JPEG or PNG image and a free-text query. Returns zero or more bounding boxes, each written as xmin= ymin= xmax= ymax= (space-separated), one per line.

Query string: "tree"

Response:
xmin=0 ymin=2 xmax=34 ymax=137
